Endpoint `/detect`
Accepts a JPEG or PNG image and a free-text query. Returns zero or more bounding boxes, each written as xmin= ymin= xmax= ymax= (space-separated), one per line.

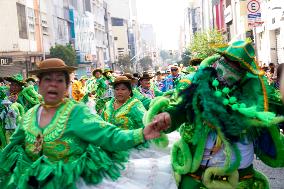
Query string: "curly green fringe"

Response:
xmin=202 ymin=167 xmax=239 ymax=189
xmin=171 ymin=138 xmax=192 ymax=174
xmin=199 ymin=54 xmax=221 ymax=69
xmin=143 ymin=96 xmax=170 ymax=148
xmin=0 ymin=144 xmax=129 ymax=189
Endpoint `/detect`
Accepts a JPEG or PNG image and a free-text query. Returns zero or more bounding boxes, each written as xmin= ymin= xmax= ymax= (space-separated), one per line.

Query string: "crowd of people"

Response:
xmin=0 ymin=40 xmax=284 ymax=189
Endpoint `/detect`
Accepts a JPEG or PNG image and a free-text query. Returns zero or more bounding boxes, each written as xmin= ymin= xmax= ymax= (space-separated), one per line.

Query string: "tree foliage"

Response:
xmin=159 ymin=50 xmax=180 ymax=66
xmin=181 ymin=49 xmax=192 ymax=67
xmin=139 ymin=56 xmax=153 ymax=71
xmin=49 ymin=44 xmax=77 ymax=66
xmin=189 ymin=30 xmax=225 ymax=59
xmin=117 ymin=55 xmax=132 ymax=73
xmin=160 ymin=50 xmax=170 ymax=61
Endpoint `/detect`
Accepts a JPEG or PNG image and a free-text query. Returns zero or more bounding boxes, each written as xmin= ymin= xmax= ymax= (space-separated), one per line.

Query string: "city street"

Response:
xmin=1 ymin=0 xmax=284 ymax=188
xmin=255 ymin=159 xmax=284 ymax=189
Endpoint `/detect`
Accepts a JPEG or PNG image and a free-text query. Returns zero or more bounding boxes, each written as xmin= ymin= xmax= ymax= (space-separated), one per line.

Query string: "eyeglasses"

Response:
xmin=171 ymin=69 xmax=178 ymax=72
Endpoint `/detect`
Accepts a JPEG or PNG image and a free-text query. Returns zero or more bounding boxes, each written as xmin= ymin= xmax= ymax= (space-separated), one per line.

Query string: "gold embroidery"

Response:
xmin=33 ymin=133 xmax=44 ymax=154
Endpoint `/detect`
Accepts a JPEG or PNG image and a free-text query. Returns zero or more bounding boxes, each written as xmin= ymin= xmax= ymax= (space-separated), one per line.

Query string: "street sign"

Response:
xmin=0 ymin=57 xmax=13 ymax=66
xmin=247 ymin=0 xmax=260 ymax=13
xmin=247 ymin=0 xmax=263 ymax=28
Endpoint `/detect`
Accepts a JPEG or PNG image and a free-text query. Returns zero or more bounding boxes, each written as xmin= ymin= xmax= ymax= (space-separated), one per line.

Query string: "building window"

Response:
xmin=226 ymin=0 xmax=231 ymax=6
xmin=41 ymin=13 xmax=49 ymax=36
xmin=84 ymin=0 xmax=91 ymax=12
xmin=111 ymin=18 xmax=124 ymax=26
xmin=114 ymin=37 xmax=118 ymax=40
xmin=17 ymin=3 xmax=28 ymax=39
xmin=69 ymin=0 xmax=78 ymax=9
xmin=27 ymin=8 xmax=35 ymax=40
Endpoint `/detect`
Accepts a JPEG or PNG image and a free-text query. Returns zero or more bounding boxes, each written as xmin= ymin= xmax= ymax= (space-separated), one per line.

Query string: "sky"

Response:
xmin=136 ymin=0 xmax=188 ymax=50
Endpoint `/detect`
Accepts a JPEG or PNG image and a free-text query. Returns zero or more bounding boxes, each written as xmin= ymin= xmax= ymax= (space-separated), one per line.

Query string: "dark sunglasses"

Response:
xmin=171 ymin=68 xmax=178 ymax=71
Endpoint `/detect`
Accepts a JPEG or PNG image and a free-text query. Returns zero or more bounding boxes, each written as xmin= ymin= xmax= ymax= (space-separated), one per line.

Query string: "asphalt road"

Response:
xmin=254 ymin=159 xmax=284 ymax=189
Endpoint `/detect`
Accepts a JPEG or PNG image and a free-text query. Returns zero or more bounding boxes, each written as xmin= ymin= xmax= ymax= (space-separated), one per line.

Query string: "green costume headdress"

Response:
xmin=80 ymin=75 xmax=88 ymax=80
xmin=0 ymin=86 xmax=8 ymax=100
xmin=215 ymin=39 xmax=264 ymax=75
xmin=182 ymin=66 xmax=196 ymax=74
xmin=103 ymin=68 xmax=113 ymax=74
xmin=4 ymin=74 xmax=26 ymax=86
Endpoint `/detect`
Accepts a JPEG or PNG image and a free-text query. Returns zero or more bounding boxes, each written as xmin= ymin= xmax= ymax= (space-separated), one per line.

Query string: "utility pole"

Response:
xmin=38 ymin=0 xmax=45 ymax=60
xmin=253 ymin=27 xmax=259 ymax=62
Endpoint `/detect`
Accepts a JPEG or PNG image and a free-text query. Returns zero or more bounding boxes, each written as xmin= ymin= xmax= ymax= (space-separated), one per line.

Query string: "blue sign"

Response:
xmin=69 ymin=9 xmax=75 ymax=39
xmin=248 ymin=13 xmax=261 ymax=18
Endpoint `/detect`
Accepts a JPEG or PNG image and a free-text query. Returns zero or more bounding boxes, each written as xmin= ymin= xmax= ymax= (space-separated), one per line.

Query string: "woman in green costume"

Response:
xmin=0 ymin=86 xmax=9 ymax=148
xmin=0 ymin=58 xmax=173 ymax=189
xmin=145 ymin=40 xmax=284 ymax=189
xmin=101 ymin=76 xmax=177 ymax=188
xmin=4 ymin=74 xmax=40 ymax=112
xmin=123 ymin=73 xmax=152 ymax=110
xmin=102 ymin=75 xmax=146 ymax=131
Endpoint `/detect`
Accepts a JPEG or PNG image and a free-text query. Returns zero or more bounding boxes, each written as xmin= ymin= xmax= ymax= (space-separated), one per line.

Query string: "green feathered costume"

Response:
xmin=0 ymin=99 xmax=145 ymax=189
xmin=144 ymin=40 xmax=284 ymax=189
xmin=0 ymin=86 xmax=9 ymax=148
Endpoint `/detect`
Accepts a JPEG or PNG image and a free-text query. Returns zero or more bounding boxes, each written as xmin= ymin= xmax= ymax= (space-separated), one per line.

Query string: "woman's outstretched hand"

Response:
xmin=143 ymin=112 xmax=171 ymax=140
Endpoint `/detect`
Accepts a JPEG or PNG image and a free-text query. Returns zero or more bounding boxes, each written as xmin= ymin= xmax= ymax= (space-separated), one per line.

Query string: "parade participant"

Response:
xmin=102 ymin=68 xmax=115 ymax=82
xmin=154 ymin=71 xmax=165 ymax=91
xmin=145 ymin=40 xmax=284 ymax=189
xmin=4 ymin=74 xmax=40 ymax=112
xmin=123 ymin=73 xmax=138 ymax=88
xmin=0 ymin=58 xmax=172 ymax=189
xmin=0 ymin=86 xmax=9 ymax=148
xmin=275 ymin=63 xmax=284 ymax=133
xmin=138 ymin=72 xmax=163 ymax=99
xmin=102 ymin=76 xmax=146 ymax=130
xmin=95 ymin=68 xmax=116 ymax=112
xmin=273 ymin=64 xmax=284 ymax=90
xmin=26 ymin=76 xmax=39 ymax=92
xmin=91 ymin=68 xmax=108 ymax=113
xmin=71 ymin=79 xmax=85 ymax=101
xmin=0 ymin=99 xmax=18 ymax=146
xmin=161 ymin=64 xmax=182 ymax=92
xmin=80 ymin=75 xmax=88 ymax=85
xmin=132 ymin=72 xmax=140 ymax=87
xmin=123 ymin=73 xmax=151 ymax=110
xmin=82 ymin=69 xmax=106 ymax=112
xmin=0 ymin=77 xmax=4 ymax=86
xmin=100 ymin=76 xmax=177 ymax=187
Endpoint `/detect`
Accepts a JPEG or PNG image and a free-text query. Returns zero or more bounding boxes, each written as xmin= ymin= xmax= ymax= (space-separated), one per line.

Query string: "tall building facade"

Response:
xmin=256 ymin=0 xmax=284 ymax=66
xmin=106 ymin=0 xmax=141 ymax=71
xmin=184 ymin=0 xmax=284 ymax=67
xmin=0 ymin=0 xmax=50 ymax=77
xmin=0 ymin=0 xmax=116 ymax=78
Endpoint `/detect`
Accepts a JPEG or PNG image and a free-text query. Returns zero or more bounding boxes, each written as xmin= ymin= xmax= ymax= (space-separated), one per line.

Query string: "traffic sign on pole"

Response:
xmin=247 ymin=0 xmax=260 ymax=13
xmin=247 ymin=0 xmax=263 ymax=28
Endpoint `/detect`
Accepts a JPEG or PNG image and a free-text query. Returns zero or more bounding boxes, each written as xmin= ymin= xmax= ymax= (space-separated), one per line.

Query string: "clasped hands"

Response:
xmin=143 ymin=112 xmax=171 ymax=140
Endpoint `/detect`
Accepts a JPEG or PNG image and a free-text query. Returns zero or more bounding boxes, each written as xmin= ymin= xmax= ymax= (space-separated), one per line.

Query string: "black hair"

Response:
xmin=113 ymin=82 xmax=133 ymax=96
xmin=276 ymin=64 xmax=284 ymax=81
xmin=37 ymin=71 xmax=70 ymax=86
